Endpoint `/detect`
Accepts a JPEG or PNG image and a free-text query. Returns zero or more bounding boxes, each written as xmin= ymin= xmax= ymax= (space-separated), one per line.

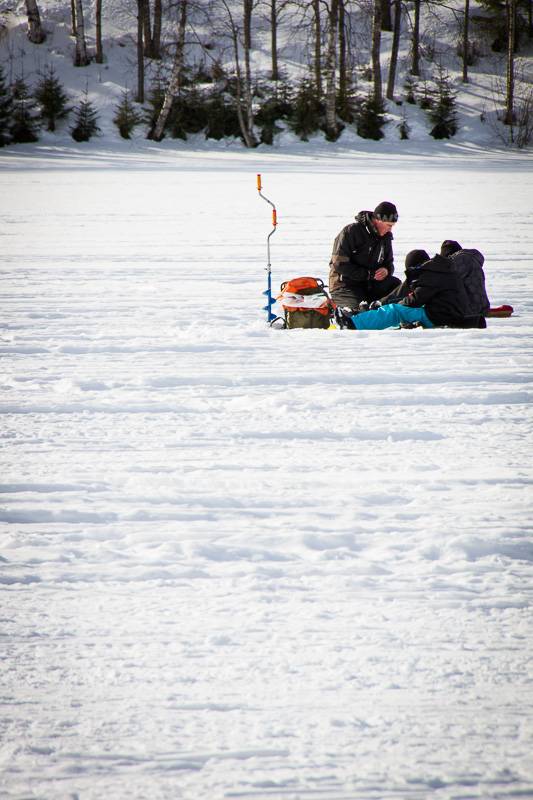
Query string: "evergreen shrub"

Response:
xmin=355 ymin=92 xmax=388 ymax=140
xmin=34 ymin=67 xmax=70 ymax=131
xmin=287 ymin=80 xmax=325 ymax=141
xmin=71 ymin=90 xmax=100 ymax=141
xmin=113 ymin=89 xmax=143 ymax=139
xmin=10 ymin=77 xmax=40 ymax=143
xmin=427 ymin=69 xmax=458 ymax=139
xmin=0 ymin=67 xmax=13 ymax=146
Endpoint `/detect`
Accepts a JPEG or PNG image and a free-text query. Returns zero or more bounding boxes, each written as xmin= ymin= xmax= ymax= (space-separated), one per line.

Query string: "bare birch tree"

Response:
xmin=381 ymin=0 xmax=392 ymax=31
xmin=95 ymin=0 xmax=103 ymax=63
xmin=505 ymin=0 xmax=516 ymax=129
xmin=142 ymin=0 xmax=162 ymax=59
xmin=371 ymin=0 xmax=383 ymax=100
xmin=70 ymin=0 xmax=76 ymax=36
xmin=152 ymin=0 xmax=162 ymax=59
xmin=461 ymin=0 xmax=469 ymax=82
xmin=410 ymin=0 xmax=421 ymax=76
xmin=136 ymin=0 xmax=145 ymax=102
xmin=312 ymin=0 xmax=323 ymax=96
xmin=74 ymin=0 xmax=89 ymax=66
xmin=220 ymin=0 xmax=257 ymax=148
xmin=324 ymin=0 xmax=340 ymax=138
xmin=386 ymin=0 xmax=401 ymax=100
xmin=338 ymin=0 xmax=347 ymax=105
xmin=150 ymin=0 xmax=187 ymax=141
xmin=243 ymin=0 xmax=255 ymax=141
xmin=24 ymin=0 xmax=44 ymax=44
xmin=260 ymin=0 xmax=293 ymax=80
xmin=143 ymin=0 xmax=152 ymax=57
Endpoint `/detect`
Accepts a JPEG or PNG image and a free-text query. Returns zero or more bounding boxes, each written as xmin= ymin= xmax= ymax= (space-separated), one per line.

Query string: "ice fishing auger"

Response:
xmin=256 ymin=174 xmax=277 ymax=322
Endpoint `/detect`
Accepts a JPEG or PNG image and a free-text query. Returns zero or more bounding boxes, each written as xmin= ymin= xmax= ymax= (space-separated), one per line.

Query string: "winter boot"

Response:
xmin=335 ymin=307 xmax=357 ymax=329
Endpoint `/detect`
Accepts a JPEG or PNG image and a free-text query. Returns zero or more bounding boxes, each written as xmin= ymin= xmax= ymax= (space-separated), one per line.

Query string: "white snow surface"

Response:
xmin=1 ymin=139 xmax=533 ymax=800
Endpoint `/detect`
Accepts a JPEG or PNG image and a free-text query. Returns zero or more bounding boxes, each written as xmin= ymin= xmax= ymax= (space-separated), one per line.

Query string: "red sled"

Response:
xmin=487 ymin=305 xmax=514 ymax=318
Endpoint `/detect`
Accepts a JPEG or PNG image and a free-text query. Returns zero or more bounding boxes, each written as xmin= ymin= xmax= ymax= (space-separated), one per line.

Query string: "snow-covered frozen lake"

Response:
xmin=1 ymin=141 xmax=533 ymax=800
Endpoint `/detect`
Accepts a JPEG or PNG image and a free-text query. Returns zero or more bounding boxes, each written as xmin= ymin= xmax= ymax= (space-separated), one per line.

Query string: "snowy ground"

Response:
xmin=1 ymin=140 xmax=533 ymax=800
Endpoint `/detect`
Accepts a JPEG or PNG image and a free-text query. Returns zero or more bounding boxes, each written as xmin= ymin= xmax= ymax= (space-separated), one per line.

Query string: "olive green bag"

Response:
xmin=275 ymin=277 xmax=335 ymax=329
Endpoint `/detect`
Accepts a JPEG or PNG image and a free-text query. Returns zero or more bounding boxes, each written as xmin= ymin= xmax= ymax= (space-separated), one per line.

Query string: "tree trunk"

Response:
xmin=313 ymin=0 xmax=322 ymax=96
xmin=152 ymin=0 xmax=162 ymax=59
xmin=505 ymin=0 xmax=516 ymax=131
xmin=143 ymin=0 xmax=153 ymax=58
xmin=136 ymin=0 xmax=144 ymax=102
xmin=381 ymin=0 xmax=392 ymax=31
xmin=271 ymin=0 xmax=279 ymax=80
xmin=222 ymin=0 xmax=256 ymax=147
xmin=243 ymin=0 xmax=256 ymax=146
xmin=151 ymin=0 xmax=187 ymax=141
xmin=410 ymin=0 xmax=420 ymax=76
xmin=95 ymin=0 xmax=103 ymax=64
xmin=325 ymin=0 xmax=339 ymax=138
xmin=24 ymin=0 xmax=44 ymax=44
xmin=74 ymin=0 xmax=89 ymax=66
xmin=338 ymin=0 xmax=346 ymax=104
xmin=371 ymin=0 xmax=383 ymax=100
xmin=462 ymin=0 xmax=469 ymax=83
xmin=386 ymin=0 xmax=401 ymax=100
xmin=70 ymin=0 xmax=76 ymax=36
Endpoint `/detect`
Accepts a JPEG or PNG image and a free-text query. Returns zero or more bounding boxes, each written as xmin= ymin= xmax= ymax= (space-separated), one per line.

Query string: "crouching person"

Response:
xmin=440 ymin=240 xmax=490 ymax=317
xmin=341 ymin=249 xmax=486 ymax=330
xmin=328 ymin=201 xmax=402 ymax=313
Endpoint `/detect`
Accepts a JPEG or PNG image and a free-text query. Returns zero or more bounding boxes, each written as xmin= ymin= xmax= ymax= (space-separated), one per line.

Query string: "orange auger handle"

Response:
xmin=257 ymin=174 xmax=277 ymax=225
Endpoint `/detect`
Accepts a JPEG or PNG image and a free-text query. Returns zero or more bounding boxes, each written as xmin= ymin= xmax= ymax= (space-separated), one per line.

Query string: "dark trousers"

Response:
xmin=330 ymin=274 xmax=402 ymax=312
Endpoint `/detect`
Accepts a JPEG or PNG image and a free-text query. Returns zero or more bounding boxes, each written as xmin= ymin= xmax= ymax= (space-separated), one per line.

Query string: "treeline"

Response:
xmin=1 ymin=0 xmax=532 ymax=148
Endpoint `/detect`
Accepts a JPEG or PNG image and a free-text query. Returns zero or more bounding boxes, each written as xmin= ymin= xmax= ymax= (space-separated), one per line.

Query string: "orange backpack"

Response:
xmin=275 ymin=277 xmax=336 ymax=329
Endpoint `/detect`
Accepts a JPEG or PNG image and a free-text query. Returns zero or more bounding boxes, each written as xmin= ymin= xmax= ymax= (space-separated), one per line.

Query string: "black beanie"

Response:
xmin=440 ymin=240 xmax=461 ymax=257
xmin=373 ymin=201 xmax=398 ymax=223
xmin=405 ymin=249 xmax=429 ymax=269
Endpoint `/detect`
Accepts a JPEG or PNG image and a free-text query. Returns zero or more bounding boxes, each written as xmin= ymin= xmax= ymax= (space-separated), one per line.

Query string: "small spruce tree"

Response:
xmin=71 ymin=88 xmax=100 ymax=142
xmin=288 ymin=80 xmax=325 ymax=141
xmin=427 ymin=68 xmax=458 ymax=139
xmin=204 ymin=89 xmax=241 ymax=141
xmin=397 ymin=107 xmax=411 ymax=139
xmin=10 ymin=77 xmax=40 ymax=143
xmin=403 ymin=76 xmax=417 ymax=104
xmin=355 ymin=92 xmax=388 ymax=140
xmin=254 ymin=83 xmax=293 ymax=145
xmin=0 ymin=67 xmax=14 ymax=146
xmin=145 ymin=79 xmax=167 ymax=134
xmin=34 ymin=68 xmax=71 ymax=131
xmin=113 ymin=89 xmax=143 ymax=139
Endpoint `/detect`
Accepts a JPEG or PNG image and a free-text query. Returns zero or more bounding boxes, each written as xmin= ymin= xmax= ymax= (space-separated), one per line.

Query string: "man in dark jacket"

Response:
xmin=440 ymin=240 xmax=490 ymax=316
xmin=343 ymin=249 xmax=485 ymax=330
xmin=329 ymin=201 xmax=402 ymax=312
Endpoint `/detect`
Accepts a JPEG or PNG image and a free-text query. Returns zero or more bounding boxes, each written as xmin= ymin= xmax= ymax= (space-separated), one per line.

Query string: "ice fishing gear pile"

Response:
xmin=276 ymin=276 xmax=336 ymax=329
xmin=256 ymin=174 xmax=336 ymax=329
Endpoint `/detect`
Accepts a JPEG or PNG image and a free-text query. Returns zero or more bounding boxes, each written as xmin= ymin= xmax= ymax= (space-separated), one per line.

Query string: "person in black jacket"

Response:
xmin=440 ymin=240 xmax=490 ymax=316
xmin=340 ymin=249 xmax=486 ymax=330
xmin=329 ymin=201 xmax=402 ymax=312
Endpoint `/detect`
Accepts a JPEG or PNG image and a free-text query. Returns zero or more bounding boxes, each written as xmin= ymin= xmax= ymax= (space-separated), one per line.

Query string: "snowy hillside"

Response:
xmin=0 ymin=0 xmax=532 ymax=148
